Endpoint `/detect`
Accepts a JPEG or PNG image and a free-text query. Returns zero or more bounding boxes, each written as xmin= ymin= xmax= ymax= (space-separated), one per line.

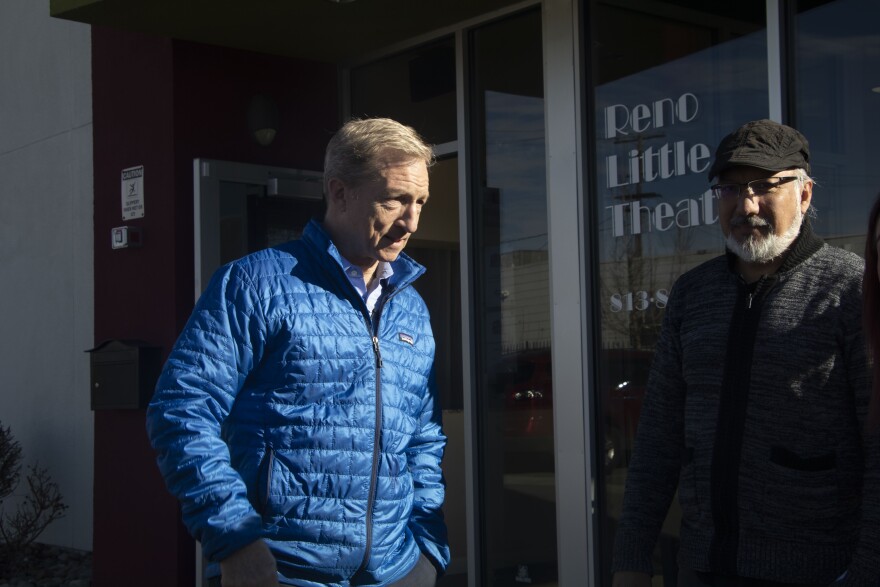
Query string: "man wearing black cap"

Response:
xmin=611 ymin=119 xmax=880 ymax=586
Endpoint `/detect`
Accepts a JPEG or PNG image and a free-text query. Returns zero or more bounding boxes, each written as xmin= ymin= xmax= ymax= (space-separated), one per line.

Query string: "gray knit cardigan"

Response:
xmin=612 ymin=225 xmax=880 ymax=585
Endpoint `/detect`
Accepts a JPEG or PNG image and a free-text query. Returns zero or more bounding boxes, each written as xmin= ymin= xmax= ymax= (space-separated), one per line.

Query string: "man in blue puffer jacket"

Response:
xmin=146 ymin=118 xmax=450 ymax=587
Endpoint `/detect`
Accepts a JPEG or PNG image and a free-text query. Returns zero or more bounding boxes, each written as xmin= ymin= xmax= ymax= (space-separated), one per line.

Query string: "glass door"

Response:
xmin=193 ymin=159 xmax=324 ymax=297
xmin=347 ymin=10 xmax=560 ymax=581
xmin=469 ymin=9 xmax=557 ymax=586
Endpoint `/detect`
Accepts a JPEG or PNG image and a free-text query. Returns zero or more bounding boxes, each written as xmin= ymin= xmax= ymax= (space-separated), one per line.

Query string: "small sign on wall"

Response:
xmin=121 ymin=165 xmax=145 ymax=220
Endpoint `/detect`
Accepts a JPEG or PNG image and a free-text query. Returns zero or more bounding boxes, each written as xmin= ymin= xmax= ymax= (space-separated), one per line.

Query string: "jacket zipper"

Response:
xmin=745 ymin=275 xmax=769 ymax=309
xmin=357 ymin=284 xmax=398 ymax=575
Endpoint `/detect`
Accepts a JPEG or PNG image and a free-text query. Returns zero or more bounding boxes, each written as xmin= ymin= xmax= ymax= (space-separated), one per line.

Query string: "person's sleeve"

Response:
xmin=145 ymin=263 xmax=267 ymax=563
xmin=837 ymin=278 xmax=880 ymax=586
xmin=611 ymin=280 xmax=687 ymax=576
xmin=406 ymin=367 xmax=451 ymax=574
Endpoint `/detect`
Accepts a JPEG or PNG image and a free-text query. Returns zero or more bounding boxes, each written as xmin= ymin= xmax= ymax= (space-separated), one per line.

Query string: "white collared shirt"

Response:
xmin=342 ymin=260 xmax=394 ymax=314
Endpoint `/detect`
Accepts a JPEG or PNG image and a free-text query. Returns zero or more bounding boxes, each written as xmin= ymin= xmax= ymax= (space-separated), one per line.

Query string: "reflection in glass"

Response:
xmin=218 ymin=182 xmax=324 ymax=265
xmin=589 ymin=2 xmax=768 ymax=584
xmin=794 ymin=0 xmax=880 ymax=254
xmin=471 ymin=9 xmax=557 ymax=586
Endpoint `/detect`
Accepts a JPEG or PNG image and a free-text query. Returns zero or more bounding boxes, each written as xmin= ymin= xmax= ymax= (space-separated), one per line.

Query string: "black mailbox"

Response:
xmin=87 ymin=340 xmax=162 ymax=410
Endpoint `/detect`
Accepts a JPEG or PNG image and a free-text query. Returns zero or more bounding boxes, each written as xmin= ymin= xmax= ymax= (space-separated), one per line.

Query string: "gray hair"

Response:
xmin=323 ymin=118 xmax=434 ymax=193
xmin=793 ymin=167 xmax=818 ymax=219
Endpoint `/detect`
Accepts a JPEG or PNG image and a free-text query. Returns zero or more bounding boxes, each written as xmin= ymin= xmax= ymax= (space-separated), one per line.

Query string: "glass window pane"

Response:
xmin=470 ymin=9 xmax=557 ymax=586
xmin=589 ymin=2 xmax=769 ymax=584
xmin=350 ymin=39 xmax=465 ymax=583
xmin=350 ymin=37 xmax=457 ymax=146
xmin=246 ymin=194 xmax=323 ymax=251
xmin=794 ymin=0 xmax=880 ymax=253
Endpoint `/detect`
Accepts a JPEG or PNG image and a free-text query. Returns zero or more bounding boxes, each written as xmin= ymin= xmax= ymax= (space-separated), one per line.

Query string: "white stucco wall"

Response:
xmin=0 ymin=0 xmax=94 ymax=551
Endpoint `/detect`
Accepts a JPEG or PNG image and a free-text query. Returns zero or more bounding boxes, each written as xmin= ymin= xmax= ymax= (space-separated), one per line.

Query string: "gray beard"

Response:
xmin=726 ymin=207 xmax=803 ymax=264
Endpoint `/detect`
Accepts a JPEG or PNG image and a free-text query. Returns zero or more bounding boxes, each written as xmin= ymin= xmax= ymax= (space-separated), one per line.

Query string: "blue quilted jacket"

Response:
xmin=146 ymin=220 xmax=449 ymax=586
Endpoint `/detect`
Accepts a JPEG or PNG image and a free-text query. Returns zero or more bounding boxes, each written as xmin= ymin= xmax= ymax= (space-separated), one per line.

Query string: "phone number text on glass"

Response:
xmin=610 ymin=290 xmax=669 ymax=312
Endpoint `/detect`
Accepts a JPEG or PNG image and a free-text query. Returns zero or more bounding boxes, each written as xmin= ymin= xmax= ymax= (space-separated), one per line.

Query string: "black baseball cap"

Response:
xmin=708 ymin=119 xmax=810 ymax=181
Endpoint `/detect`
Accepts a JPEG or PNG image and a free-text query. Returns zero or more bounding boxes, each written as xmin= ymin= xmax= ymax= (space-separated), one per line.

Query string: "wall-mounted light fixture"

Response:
xmin=246 ymin=94 xmax=280 ymax=147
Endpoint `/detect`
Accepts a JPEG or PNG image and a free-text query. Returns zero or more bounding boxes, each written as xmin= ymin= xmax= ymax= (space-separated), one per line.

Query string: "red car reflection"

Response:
xmin=500 ymin=349 xmax=653 ymax=469
xmin=502 ymin=351 xmax=554 ymax=437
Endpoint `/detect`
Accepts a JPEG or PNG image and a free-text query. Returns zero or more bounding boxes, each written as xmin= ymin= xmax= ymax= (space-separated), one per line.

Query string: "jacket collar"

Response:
xmin=302 ymin=219 xmax=426 ymax=288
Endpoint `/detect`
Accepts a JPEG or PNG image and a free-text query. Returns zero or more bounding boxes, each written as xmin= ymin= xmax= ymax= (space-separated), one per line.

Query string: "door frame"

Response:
xmin=193 ymin=158 xmax=323 ymax=299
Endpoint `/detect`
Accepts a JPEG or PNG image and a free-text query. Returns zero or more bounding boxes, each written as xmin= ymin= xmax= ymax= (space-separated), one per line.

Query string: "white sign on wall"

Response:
xmin=121 ymin=165 xmax=145 ymax=220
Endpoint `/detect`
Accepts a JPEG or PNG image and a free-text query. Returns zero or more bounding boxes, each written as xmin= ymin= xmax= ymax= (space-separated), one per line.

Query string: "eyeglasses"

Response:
xmin=710 ymin=176 xmax=799 ymax=201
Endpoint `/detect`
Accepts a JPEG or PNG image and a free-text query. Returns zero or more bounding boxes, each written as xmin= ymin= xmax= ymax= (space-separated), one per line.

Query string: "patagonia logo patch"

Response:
xmin=398 ymin=332 xmax=415 ymax=345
